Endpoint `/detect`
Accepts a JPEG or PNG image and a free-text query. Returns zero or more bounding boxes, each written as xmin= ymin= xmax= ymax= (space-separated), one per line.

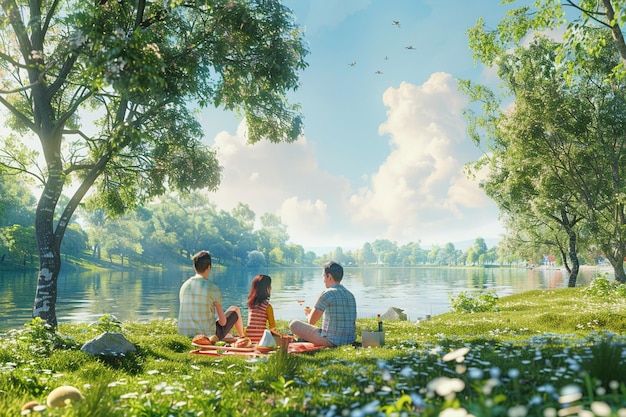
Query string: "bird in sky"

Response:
xmin=349 ymin=61 xmax=356 ymax=67
xmin=375 ymin=70 xmax=383 ymax=75
xmin=405 ymin=45 xmax=415 ymax=50
xmin=392 ymin=20 xmax=400 ymax=27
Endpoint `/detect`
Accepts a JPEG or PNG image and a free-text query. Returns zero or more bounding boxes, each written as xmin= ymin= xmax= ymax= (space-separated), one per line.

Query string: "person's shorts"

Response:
xmin=215 ymin=310 xmax=239 ymax=339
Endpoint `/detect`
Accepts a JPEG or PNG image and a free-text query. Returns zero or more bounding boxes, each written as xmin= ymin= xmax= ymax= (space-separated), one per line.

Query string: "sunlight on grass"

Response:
xmin=2 ymin=284 xmax=626 ymax=415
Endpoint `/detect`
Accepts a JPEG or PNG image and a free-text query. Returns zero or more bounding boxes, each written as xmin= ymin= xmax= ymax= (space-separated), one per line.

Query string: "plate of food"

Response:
xmin=255 ymin=346 xmax=275 ymax=354
xmin=191 ymin=334 xmax=218 ymax=347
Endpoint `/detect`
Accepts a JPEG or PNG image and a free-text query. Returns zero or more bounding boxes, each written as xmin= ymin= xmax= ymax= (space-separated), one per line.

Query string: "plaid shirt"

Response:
xmin=178 ymin=274 xmax=222 ymax=337
xmin=315 ymin=284 xmax=357 ymax=346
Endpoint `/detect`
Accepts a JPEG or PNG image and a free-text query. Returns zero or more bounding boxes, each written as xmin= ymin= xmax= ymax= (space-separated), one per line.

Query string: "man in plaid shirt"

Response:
xmin=178 ymin=250 xmax=244 ymax=340
xmin=289 ymin=261 xmax=357 ymax=346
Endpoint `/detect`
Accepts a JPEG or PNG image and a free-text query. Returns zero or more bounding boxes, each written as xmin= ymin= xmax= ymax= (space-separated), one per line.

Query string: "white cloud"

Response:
xmin=208 ymin=124 xmax=355 ymax=247
xmin=347 ymin=72 xmax=500 ymax=245
xmin=206 ymin=72 xmax=502 ymax=250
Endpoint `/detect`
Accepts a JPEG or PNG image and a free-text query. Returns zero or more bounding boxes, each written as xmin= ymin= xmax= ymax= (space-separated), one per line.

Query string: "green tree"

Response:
xmin=101 ymin=215 xmax=143 ymax=265
xmin=360 ymin=242 xmax=377 ymax=265
xmin=60 ymin=223 xmax=89 ymax=258
xmin=465 ymin=2 xmax=626 ymax=282
xmin=437 ymin=242 xmax=457 ymax=266
xmin=4 ymin=224 xmax=36 ymax=265
xmin=0 ymin=171 xmax=36 ymax=228
xmin=256 ymin=213 xmax=289 ymax=263
xmin=0 ymin=0 xmax=307 ymax=325
xmin=246 ymin=250 xmax=265 ymax=267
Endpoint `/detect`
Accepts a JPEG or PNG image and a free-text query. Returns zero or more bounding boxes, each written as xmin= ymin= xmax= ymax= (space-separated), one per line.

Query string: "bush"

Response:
xmin=584 ymin=274 xmax=626 ymax=298
xmin=449 ymin=290 xmax=499 ymax=313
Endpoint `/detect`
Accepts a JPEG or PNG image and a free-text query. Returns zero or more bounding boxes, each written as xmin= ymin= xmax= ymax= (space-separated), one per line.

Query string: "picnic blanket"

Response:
xmin=189 ymin=342 xmax=326 ymax=357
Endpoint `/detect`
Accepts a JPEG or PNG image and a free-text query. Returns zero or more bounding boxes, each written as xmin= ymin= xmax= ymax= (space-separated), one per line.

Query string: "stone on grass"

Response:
xmin=381 ymin=307 xmax=407 ymax=321
xmin=46 ymin=385 xmax=83 ymax=408
xmin=80 ymin=331 xmax=136 ymax=356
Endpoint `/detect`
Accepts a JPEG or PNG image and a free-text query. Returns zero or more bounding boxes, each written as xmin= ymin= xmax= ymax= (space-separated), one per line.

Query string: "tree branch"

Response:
xmin=41 ymin=0 xmax=61 ymax=37
xmin=0 ymin=49 xmax=28 ymax=69
xmin=0 ymin=94 xmax=37 ymax=132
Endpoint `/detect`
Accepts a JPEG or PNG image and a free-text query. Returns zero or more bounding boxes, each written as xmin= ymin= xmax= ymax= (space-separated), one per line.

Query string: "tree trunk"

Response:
xmin=567 ymin=228 xmax=579 ymax=287
xmin=613 ymin=256 xmax=626 ymax=283
xmin=32 ymin=165 xmax=65 ymax=328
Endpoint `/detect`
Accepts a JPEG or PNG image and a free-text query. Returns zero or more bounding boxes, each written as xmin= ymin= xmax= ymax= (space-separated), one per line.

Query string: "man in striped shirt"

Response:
xmin=289 ymin=261 xmax=357 ymax=346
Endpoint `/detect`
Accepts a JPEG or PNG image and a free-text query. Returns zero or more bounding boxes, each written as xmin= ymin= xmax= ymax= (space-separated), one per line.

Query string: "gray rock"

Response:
xmin=381 ymin=307 xmax=407 ymax=321
xmin=80 ymin=332 xmax=136 ymax=356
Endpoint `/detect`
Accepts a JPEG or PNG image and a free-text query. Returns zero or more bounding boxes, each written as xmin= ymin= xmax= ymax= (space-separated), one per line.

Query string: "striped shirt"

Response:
xmin=178 ymin=274 xmax=222 ymax=337
xmin=315 ymin=284 xmax=357 ymax=346
xmin=246 ymin=301 xmax=276 ymax=343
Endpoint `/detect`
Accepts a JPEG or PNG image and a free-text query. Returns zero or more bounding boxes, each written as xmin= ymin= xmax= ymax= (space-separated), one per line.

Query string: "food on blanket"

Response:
xmin=192 ymin=334 xmax=213 ymax=346
xmin=233 ymin=337 xmax=252 ymax=348
xmin=256 ymin=346 xmax=274 ymax=354
xmin=209 ymin=334 xmax=220 ymax=343
xmin=215 ymin=341 xmax=227 ymax=347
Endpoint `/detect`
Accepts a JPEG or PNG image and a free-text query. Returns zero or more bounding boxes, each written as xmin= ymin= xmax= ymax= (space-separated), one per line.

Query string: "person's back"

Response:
xmin=245 ymin=274 xmax=276 ymax=343
xmin=289 ymin=261 xmax=357 ymax=347
xmin=246 ymin=300 xmax=270 ymax=343
xmin=178 ymin=274 xmax=220 ymax=337
xmin=318 ymin=283 xmax=356 ymax=345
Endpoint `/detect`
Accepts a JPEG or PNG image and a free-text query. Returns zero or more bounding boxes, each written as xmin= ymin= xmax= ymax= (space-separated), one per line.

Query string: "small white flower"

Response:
xmin=590 ymin=401 xmax=612 ymax=417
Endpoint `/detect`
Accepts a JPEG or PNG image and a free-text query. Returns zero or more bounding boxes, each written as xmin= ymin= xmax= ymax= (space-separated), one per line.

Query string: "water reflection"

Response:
xmin=0 ymin=266 xmax=601 ymax=331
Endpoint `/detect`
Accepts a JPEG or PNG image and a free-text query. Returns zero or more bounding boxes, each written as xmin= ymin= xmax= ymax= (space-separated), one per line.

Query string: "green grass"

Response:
xmin=3 ymin=283 xmax=626 ymax=416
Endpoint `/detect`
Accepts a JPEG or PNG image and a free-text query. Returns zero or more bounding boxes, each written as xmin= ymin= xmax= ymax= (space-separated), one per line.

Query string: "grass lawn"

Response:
xmin=2 ymin=277 xmax=626 ymax=416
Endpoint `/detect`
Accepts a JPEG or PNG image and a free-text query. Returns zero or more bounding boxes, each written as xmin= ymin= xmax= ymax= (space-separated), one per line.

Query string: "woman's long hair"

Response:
xmin=247 ymin=274 xmax=272 ymax=309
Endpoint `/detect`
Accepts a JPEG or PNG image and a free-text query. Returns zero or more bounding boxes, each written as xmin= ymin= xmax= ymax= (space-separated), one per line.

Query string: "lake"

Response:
xmin=0 ymin=266 xmax=603 ymax=331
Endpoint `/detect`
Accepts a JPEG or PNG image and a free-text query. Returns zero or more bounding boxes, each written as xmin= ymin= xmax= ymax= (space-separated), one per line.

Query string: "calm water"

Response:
xmin=0 ymin=266 xmax=600 ymax=331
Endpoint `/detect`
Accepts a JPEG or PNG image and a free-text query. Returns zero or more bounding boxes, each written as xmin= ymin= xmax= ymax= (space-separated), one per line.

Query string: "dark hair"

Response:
xmin=247 ymin=274 xmax=272 ymax=309
xmin=193 ymin=250 xmax=212 ymax=273
xmin=323 ymin=261 xmax=343 ymax=282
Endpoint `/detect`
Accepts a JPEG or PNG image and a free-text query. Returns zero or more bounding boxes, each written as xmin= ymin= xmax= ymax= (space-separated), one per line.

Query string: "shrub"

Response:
xmin=449 ymin=290 xmax=499 ymax=313
xmin=584 ymin=273 xmax=626 ymax=298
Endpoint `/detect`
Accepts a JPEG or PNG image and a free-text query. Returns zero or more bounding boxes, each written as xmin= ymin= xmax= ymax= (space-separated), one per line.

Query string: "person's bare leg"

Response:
xmin=227 ymin=306 xmax=245 ymax=337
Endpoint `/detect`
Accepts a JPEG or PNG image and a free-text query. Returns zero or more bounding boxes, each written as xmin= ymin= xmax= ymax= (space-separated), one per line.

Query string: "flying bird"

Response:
xmin=375 ymin=70 xmax=383 ymax=75
xmin=405 ymin=45 xmax=415 ymax=50
xmin=349 ymin=61 xmax=356 ymax=67
xmin=392 ymin=20 xmax=400 ymax=27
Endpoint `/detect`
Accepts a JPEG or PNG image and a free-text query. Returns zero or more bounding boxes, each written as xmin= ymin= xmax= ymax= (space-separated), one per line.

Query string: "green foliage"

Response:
xmin=95 ymin=314 xmax=123 ymax=333
xmin=584 ymin=274 xmax=626 ymax=298
xmin=19 ymin=317 xmax=78 ymax=357
xmin=463 ymin=1 xmax=626 ymax=283
xmin=260 ymin=349 xmax=300 ymax=383
xmin=449 ymin=290 xmax=499 ymax=313
xmin=581 ymin=334 xmax=626 ymax=390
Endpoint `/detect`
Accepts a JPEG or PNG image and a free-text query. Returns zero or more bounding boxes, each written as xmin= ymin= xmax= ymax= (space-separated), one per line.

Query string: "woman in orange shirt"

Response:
xmin=246 ymin=274 xmax=280 ymax=343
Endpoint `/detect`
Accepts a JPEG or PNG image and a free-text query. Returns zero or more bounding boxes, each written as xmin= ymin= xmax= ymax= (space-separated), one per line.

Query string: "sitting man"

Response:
xmin=289 ymin=261 xmax=356 ymax=346
xmin=178 ymin=250 xmax=244 ymax=340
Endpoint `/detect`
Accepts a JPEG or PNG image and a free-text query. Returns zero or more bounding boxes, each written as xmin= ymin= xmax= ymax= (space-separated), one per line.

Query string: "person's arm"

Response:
xmin=215 ymin=302 xmax=227 ymax=326
xmin=305 ymin=293 xmax=324 ymax=324
xmin=307 ymin=307 xmax=323 ymax=325
xmin=266 ymin=304 xmax=280 ymax=335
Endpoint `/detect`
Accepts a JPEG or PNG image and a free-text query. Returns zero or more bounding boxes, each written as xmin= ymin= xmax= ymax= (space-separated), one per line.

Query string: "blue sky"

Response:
xmin=199 ymin=1 xmax=526 ymax=252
